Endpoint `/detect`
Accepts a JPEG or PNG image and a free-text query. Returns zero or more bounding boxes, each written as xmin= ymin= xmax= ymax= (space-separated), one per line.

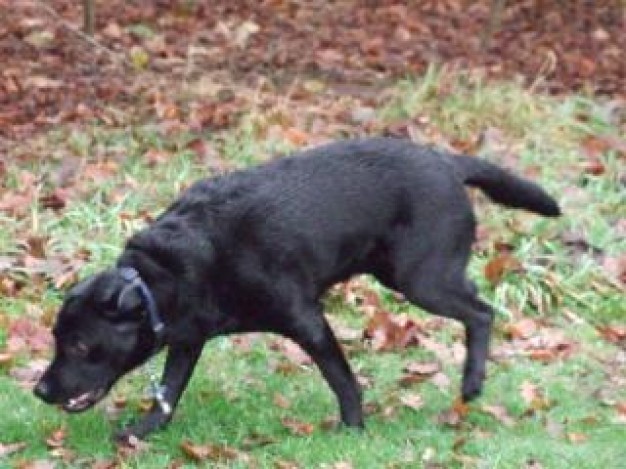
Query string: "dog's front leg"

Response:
xmin=115 ymin=343 xmax=203 ymax=441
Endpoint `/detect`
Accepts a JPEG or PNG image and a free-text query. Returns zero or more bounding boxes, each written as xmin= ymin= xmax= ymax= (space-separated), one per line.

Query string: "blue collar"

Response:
xmin=117 ymin=267 xmax=165 ymax=345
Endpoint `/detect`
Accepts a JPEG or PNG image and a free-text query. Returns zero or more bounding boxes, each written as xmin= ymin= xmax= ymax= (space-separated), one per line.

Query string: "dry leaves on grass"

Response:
xmin=399 ymin=392 xmax=424 ymax=412
xmin=180 ymin=440 xmax=240 ymax=463
xmin=364 ymin=311 xmax=422 ymax=351
xmin=494 ymin=317 xmax=577 ymax=364
xmin=519 ymin=381 xmax=553 ymax=414
xmin=480 ymin=404 xmax=515 ymax=427
xmin=484 ymin=250 xmax=523 ymax=285
xmin=280 ymin=417 xmax=315 ymax=437
xmin=437 ymin=399 xmax=469 ymax=428
xmin=399 ymin=360 xmax=443 ymax=388
xmin=0 ymin=441 xmax=27 ymax=458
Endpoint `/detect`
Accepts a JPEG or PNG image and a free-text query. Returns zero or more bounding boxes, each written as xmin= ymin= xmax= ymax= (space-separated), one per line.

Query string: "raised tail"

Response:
xmin=450 ymin=154 xmax=561 ymax=217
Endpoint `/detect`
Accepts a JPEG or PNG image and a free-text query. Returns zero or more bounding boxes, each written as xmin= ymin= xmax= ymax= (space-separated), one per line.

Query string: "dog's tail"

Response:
xmin=450 ymin=155 xmax=561 ymax=217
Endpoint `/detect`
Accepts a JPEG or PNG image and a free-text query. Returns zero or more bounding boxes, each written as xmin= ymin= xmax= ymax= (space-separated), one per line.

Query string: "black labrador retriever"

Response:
xmin=34 ymin=138 xmax=560 ymax=439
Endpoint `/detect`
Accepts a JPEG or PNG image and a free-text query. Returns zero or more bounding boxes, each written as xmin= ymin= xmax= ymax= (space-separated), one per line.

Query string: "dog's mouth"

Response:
xmin=62 ymin=388 xmax=105 ymax=412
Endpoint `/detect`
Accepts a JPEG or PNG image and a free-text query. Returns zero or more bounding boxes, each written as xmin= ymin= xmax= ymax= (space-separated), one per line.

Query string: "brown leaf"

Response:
xmin=399 ymin=392 xmax=424 ymax=411
xmin=566 ymin=432 xmax=588 ymax=444
xmin=437 ymin=399 xmax=468 ymax=428
xmin=45 ymin=428 xmax=66 ymax=449
xmin=520 ymin=381 xmax=552 ymax=413
xmin=481 ymin=404 xmax=515 ymax=427
xmin=280 ymin=417 xmax=315 ymax=436
xmin=273 ymin=393 xmax=291 ymax=409
xmin=270 ymin=339 xmax=312 ymax=366
xmin=91 ymin=460 xmax=118 ymax=469
xmin=0 ymin=352 xmax=13 ymax=366
xmin=429 ymin=371 xmax=452 ymax=392
xmin=505 ymin=318 xmax=538 ymax=340
xmin=582 ymin=159 xmax=606 ymax=175
xmin=364 ymin=311 xmax=421 ymax=351
xmin=484 ymin=251 xmax=522 ymax=284
xmin=241 ymin=433 xmax=276 ymax=450
xmin=0 ymin=189 xmax=34 ymax=217
xmin=404 ymin=361 xmax=440 ymax=376
xmin=39 ymin=189 xmax=69 ymax=211
xmin=274 ymin=461 xmax=301 ymax=469
xmin=283 ymin=127 xmax=309 ymax=146
xmin=601 ymin=254 xmax=626 ymax=286
xmin=115 ymin=434 xmax=150 ymax=458
xmin=0 ymin=441 xmax=26 ymax=457
xmin=399 ymin=361 xmax=441 ymax=387
xmin=144 ymin=148 xmax=172 ymax=167
xmin=597 ymin=324 xmax=626 ymax=345
xmin=14 ymin=460 xmax=56 ymax=469
xmin=581 ymin=135 xmax=626 ymax=160
xmin=180 ymin=440 xmax=239 ymax=462
xmin=7 ymin=317 xmax=53 ymax=355
xmin=9 ymin=358 xmax=48 ymax=389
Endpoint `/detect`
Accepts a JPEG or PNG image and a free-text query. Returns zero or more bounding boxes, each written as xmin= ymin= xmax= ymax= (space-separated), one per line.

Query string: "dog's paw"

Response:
xmin=113 ymin=428 xmax=142 ymax=445
xmin=114 ymin=410 xmax=171 ymax=442
xmin=461 ymin=373 xmax=484 ymax=402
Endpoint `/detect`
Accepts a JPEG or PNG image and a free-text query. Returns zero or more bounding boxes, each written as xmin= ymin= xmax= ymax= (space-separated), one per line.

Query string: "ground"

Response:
xmin=0 ymin=1 xmax=625 ymax=467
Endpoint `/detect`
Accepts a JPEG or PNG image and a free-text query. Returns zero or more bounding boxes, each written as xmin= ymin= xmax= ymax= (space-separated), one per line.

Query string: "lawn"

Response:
xmin=1 ymin=69 xmax=624 ymax=468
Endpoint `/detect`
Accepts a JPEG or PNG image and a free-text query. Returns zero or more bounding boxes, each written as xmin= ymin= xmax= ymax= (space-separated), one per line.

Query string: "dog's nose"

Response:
xmin=33 ymin=380 xmax=51 ymax=401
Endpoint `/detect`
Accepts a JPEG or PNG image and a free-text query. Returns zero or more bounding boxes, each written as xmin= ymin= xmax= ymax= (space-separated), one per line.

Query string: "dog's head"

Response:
xmin=34 ymin=268 xmax=161 ymax=412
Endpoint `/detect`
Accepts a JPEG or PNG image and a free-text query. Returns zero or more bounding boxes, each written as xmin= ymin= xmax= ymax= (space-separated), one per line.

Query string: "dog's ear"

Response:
xmin=85 ymin=270 xmax=143 ymax=321
xmin=66 ymin=274 xmax=99 ymax=300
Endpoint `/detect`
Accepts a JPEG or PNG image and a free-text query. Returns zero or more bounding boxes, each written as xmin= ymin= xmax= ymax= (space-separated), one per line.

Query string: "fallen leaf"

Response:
xmin=437 ymin=399 xmax=468 ymax=428
xmin=484 ymin=251 xmax=522 ymax=284
xmin=0 ymin=441 xmax=26 ymax=457
xmin=601 ymin=254 xmax=626 ymax=286
xmin=364 ymin=311 xmax=421 ymax=351
xmin=400 ymin=393 xmax=424 ymax=411
xmin=270 ymin=339 xmax=312 ymax=366
xmin=283 ymin=127 xmax=309 ymax=146
xmin=14 ymin=461 xmax=56 ymax=469
xmin=429 ymin=371 xmax=452 ymax=392
xmin=481 ymin=404 xmax=515 ymax=427
xmin=567 ymin=432 xmax=588 ymax=444
xmin=180 ymin=440 xmax=239 ymax=462
xmin=7 ymin=317 xmax=53 ymax=355
xmin=115 ymin=434 xmax=150 ymax=458
xmin=275 ymin=461 xmax=301 ymax=469
xmin=404 ymin=361 xmax=440 ymax=376
xmin=9 ymin=358 xmax=48 ymax=389
xmin=0 ymin=352 xmax=13 ymax=366
xmin=520 ymin=381 xmax=552 ymax=413
xmin=241 ymin=432 xmax=276 ymax=450
xmin=280 ymin=417 xmax=315 ymax=436
xmin=597 ymin=324 xmax=626 ymax=345
xmin=505 ymin=318 xmax=538 ymax=340
xmin=273 ymin=393 xmax=291 ymax=409
xmin=45 ymin=428 xmax=66 ymax=448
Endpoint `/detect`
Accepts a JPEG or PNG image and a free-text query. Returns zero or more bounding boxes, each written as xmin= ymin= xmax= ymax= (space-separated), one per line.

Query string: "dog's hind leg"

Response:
xmin=398 ymin=258 xmax=494 ymax=402
xmin=284 ymin=304 xmax=363 ymax=428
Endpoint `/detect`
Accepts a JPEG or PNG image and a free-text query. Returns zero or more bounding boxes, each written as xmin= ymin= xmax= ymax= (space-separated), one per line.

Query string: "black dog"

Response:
xmin=34 ymin=138 xmax=560 ymax=439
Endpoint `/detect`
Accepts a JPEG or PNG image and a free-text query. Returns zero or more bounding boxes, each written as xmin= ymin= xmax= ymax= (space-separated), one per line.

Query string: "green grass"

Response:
xmin=1 ymin=70 xmax=624 ymax=467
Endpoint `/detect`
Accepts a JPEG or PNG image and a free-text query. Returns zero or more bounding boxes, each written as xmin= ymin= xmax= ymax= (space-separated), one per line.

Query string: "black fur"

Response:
xmin=34 ymin=138 xmax=560 ymax=439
